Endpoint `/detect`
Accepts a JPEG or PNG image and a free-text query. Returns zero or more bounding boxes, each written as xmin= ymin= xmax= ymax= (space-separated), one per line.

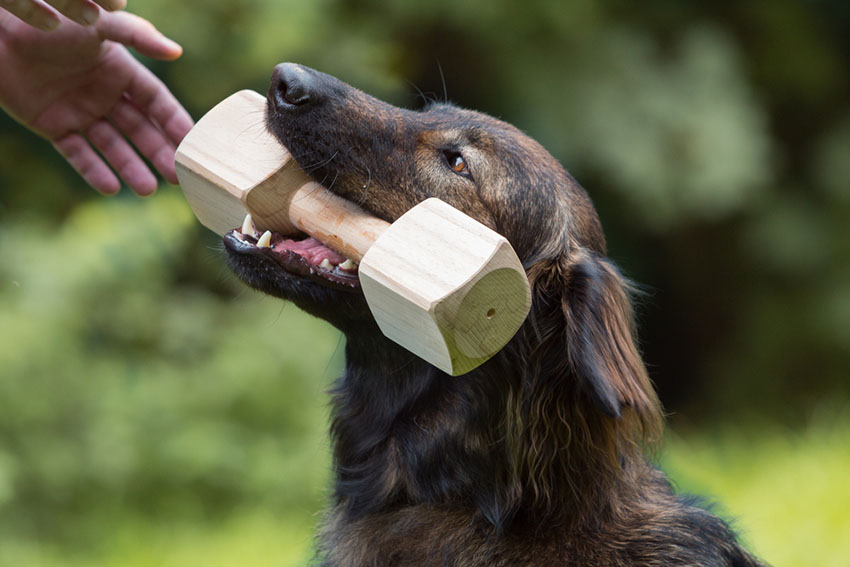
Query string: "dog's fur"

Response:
xmin=225 ymin=64 xmax=764 ymax=566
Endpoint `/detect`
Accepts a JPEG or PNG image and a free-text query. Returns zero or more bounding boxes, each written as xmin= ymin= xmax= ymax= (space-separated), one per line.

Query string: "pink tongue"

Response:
xmin=275 ymin=237 xmax=347 ymax=266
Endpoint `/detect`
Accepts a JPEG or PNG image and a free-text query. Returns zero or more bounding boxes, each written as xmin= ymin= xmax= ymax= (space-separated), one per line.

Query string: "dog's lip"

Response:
xmin=223 ymin=225 xmax=361 ymax=292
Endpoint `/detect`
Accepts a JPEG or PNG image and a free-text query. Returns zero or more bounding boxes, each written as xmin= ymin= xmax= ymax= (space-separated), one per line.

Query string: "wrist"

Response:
xmin=0 ymin=8 xmax=19 ymax=38
xmin=0 ymin=10 xmax=10 ymax=47
xmin=0 ymin=15 xmax=26 ymax=123
xmin=0 ymin=17 xmax=12 ymax=112
xmin=0 ymin=10 xmax=24 ymax=68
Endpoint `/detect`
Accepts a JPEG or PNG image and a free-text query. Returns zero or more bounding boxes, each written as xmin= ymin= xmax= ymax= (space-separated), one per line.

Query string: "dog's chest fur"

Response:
xmin=317 ymin=479 xmax=758 ymax=567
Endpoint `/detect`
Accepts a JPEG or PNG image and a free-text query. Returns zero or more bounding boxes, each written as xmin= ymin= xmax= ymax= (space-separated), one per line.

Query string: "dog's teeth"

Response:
xmin=339 ymin=259 xmax=358 ymax=270
xmin=257 ymin=230 xmax=272 ymax=248
xmin=319 ymin=258 xmax=333 ymax=270
xmin=241 ymin=213 xmax=257 ymax=237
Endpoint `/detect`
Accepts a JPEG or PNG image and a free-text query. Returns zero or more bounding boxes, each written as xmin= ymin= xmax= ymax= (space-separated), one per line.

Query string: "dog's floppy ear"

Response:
xmin=562 ymin=250 xmax=656 ymax=417
xmin=509 ymin=248 xmax=662 ymax=520
xmin=526 ymin=249 xmax=658 ymax=420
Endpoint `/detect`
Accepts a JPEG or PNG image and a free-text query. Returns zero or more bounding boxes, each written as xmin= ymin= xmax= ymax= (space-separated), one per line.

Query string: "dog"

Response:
xmin=223 ymin=63 xmax=764 ymax=566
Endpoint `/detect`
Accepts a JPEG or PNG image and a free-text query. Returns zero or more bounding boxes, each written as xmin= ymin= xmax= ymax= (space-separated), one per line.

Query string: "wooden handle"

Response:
xmin=175 ymin=89 xmax=388 ymax=262
xmin=274 ymin=183 xmax=389 ymax=263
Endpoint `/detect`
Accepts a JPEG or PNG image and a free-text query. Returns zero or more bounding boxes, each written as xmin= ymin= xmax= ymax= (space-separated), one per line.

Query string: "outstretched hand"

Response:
xmin=0 ymin=8 xmax=193 ymax=195
xmin=0 ymin=0 xmax=127 ymax=31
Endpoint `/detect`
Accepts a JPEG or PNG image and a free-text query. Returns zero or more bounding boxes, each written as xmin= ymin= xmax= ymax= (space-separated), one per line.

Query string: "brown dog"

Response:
xmin=224 ymin=63 xmax=764 ymax=566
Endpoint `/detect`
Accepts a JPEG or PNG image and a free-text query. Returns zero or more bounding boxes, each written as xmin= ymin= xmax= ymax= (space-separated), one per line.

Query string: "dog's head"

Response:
xmin=226 ymin=64 xmax=606 ymax=324
xmin=262 ymin=63 xmax=606 ymax=258
xmin=225 ymin=64 xmax=662 ymax=521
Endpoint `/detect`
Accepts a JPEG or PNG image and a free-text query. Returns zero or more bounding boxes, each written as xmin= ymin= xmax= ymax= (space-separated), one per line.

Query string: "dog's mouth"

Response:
xmin=223 ymin=214 xmax=360 ymax=291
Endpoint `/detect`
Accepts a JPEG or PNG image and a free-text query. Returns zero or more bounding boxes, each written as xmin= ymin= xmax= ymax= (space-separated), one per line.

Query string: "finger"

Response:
xmin=95 ymin=10 xmax=182 ymax=60
xmin=92 ymin=0 xmax=124 ymax=10
xmin=125 ymin=63 xmax=194 ymax=147
xmin=0 ymin=0 xmax=61 ymax=31
xmin=110 ymin=98 xmax=179 ymax=184
xmin=42 ymin=0 xmax=99 ymax=26
xmin=53 ymin=132 xmax=121 ymax=195
xmin=86 ymin=119 xmax=158 ymax=196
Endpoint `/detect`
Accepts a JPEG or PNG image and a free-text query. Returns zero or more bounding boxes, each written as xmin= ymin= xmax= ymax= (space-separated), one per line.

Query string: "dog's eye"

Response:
xmin=443 ymin=150 xmax=471 ymax=178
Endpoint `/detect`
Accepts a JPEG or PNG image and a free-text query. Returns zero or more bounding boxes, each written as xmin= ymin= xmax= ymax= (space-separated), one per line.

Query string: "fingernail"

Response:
xmin=43 ymin=16 xmax=62 ymax=31
xmin=81 ymin=4 xmax=100 ymax=25
xmin=160 ymin=36 xmax=183 ymax=56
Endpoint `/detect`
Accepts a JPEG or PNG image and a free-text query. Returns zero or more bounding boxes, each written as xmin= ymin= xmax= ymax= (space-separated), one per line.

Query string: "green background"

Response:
xmin=1 ymin=1 xmax=849 ymax=565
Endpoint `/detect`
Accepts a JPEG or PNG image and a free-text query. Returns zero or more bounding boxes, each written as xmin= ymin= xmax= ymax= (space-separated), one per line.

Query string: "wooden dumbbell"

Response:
xmin=175 ymin=90 xmax=531 ymax=376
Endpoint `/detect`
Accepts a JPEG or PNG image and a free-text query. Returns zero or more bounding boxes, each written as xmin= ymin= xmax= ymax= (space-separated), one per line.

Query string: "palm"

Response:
xmin=10 ymin=26 xmax=134 ymax=136
xmin=0 ymin=11 xmax=192 ymax=195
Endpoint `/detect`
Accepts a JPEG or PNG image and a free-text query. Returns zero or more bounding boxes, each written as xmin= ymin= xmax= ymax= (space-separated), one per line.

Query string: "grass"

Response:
xmin=0 ymin=510 xmax=319 ymax=567
xmin=663 ymin=407 xmax=850 ymax=566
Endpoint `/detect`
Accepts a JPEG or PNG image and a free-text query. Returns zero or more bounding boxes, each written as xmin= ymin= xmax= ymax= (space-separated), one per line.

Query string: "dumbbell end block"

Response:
xmin=359 ymin=198 xmax=532 ymax=376
xmin=175 ymin=90 xmax=306 ymax=236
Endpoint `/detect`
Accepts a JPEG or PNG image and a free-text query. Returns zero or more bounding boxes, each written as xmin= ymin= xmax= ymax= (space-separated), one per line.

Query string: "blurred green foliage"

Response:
xmin=0 ymin=193 xmax=340 ymax=561
xmin=663 ymin=408 xmax=850 ymax=567
xmin=1 ymin=0 xmax=849 ymax=564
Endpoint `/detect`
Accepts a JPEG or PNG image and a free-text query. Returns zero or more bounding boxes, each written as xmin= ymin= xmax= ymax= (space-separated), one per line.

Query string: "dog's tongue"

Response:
xmin=274 ymin=236 xmax=347 ymax=266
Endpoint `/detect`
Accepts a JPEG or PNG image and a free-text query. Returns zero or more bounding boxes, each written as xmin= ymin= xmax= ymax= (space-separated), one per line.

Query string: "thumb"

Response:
xmin=95 ymin=11 xmax=183 ymax=60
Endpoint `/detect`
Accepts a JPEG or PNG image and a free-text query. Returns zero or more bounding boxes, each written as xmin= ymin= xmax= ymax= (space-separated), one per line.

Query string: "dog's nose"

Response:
xmin=270 ymin=63 xmax=315 ymax=109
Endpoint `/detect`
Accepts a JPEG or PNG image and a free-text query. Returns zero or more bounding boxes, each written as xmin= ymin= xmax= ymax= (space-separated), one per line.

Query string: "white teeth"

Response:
xmin=241 ymin=213 xmax=258 ymax=237
xmin=339 ymin=259 xmax=358 ymax=271
xmin=319 ymin=258 xmax=333 ymax=270
xmin=257 ymin=230 xmax=272 ymax=248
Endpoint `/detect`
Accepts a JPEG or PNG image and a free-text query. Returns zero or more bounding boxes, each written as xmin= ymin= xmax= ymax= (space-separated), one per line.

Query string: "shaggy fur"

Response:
xmin=224 ymin=63 xmax=765 ymax=566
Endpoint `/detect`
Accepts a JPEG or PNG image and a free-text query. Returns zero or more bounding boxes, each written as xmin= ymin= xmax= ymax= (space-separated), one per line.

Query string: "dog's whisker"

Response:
xmin=301 ymin=150 xmax=339 ymax=173
xmin=358 ymin=165 xmax=372 ymax=206
xmin=407 ymin=80 xmax=432 ymax=109
xmin=437 ymin=59 xmax=449 ymax=104
xmin=324 ymin=169 xmax=340 ymax=193
xmin=288 ymin=168 xmax=335 ymax=205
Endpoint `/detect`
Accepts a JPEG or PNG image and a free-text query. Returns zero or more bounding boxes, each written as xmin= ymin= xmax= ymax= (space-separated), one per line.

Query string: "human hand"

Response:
xmin=0 ymin=0 xmax=126 ymax=31
xmin=0 ymin=8 xmax=193 ymax=195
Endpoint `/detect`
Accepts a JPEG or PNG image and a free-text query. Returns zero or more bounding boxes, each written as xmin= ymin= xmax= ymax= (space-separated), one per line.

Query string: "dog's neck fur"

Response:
xmin=328 ymin=328 xmax=650 ymax=534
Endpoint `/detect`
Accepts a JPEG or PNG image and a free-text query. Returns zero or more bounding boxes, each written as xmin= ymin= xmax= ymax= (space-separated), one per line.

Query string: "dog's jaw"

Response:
xmin=223 ymin=236 xmax=375 ymax=332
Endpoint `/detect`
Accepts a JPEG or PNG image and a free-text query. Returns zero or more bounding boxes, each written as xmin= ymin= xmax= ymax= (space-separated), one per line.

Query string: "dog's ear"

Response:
xmin=526 ymin=249 xmax=659 ymax=420
xmin=505 ymin=248 xmax=663 ymax=521
xmin=562 ymin=250 xmax=657 ymax=417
